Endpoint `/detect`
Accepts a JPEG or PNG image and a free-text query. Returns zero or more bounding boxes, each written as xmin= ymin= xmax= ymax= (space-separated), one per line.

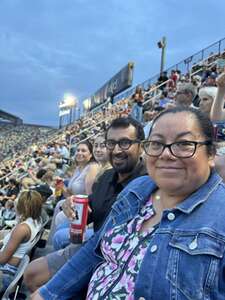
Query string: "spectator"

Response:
xmin=20 ymin=177 xmax=35 ymax=190
xmin=64 ymin=140 xmax=99 ymax=197
xmin=201 ymin=65 xmax=212 ymax=83
xmin=203 ymin=73 xmax=217 ymax=87
xmin=168 ymin=70 xmax=178 ymax=88
xmin=131 ymin=93 xmax=144 ymax=123
xmin=143 ymin=107 xmax=165 ymax=138
xmin=32 ymin=184 xmax=53 ymax=204
xmin=47 ymin=140 xmax=99 ymax=240
xmin=57 ymin=142 xmax=70 ymax=160
xmin=157 ymin=71 xmax=168 ymax=89
xmin=175 ymin=82 xmax=197 ymax=107
xmin=210 ymin=72 xmax=225 ymax=121
xmin=92 ymin=134 xmax=111 ymax=179
xmin=198 ymin=86 xmax=217 ymax=117
xmin=0 ymin=190 xmax=43 ymax=294
xmin=158 ymin=90 xmax=170 ymax=108
xmin=0 ymin=200 xmax=16 ymax=222
xmin=27 ymin=169 xmax=47 ymax=185
xmin=0 ymin=178 xmax=19 ymax=206
xmin=131 ymin=86 xmax=144 ymax=102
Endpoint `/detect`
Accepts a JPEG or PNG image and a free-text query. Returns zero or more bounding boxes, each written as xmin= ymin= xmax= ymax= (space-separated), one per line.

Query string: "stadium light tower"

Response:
xmin=83 ymin=98 xmax=91 ymax=115
xmin=58 ymin=93 xmax=77 ymax=128
xmin=157 ymin=36 xmax=167 ymax=75
xmin=64 ymin=93 xmax=76 ymax=124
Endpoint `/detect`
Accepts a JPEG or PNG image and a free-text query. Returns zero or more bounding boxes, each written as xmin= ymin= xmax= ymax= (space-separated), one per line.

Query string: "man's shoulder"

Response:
xmin=131 ymin=160 xmax=147 ymax=178
xmin=93 ymin=168 xmax=115 ymax=187
xmin=98 ymin=168 xmax=115 ymax=179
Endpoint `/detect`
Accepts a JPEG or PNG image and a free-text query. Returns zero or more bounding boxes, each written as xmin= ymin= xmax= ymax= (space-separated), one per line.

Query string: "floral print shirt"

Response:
xmin=86 ymin=197 xmax=156 ymax=300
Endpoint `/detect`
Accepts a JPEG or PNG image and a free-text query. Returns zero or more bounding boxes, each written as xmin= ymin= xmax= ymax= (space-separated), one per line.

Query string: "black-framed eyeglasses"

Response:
xmin=142 ymin=140 xmax=211 ymax=158
xmin=105 ymin=138 xmax=141 ymax=150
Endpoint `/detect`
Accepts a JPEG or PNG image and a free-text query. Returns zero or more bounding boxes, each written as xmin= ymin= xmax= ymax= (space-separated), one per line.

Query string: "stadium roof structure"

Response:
xmin=0 ymin=109 xmax=23 ymax=125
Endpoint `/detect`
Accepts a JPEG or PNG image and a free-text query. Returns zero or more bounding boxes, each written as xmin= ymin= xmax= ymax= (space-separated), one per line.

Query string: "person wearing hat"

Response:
xmin=204 ymin=73 xmax=217 ymax=87
xmin=31 ymin=184 xmax=53 ymax=203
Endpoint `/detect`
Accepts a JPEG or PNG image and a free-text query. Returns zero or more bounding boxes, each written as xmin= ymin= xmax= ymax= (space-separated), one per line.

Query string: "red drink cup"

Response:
xmin=70 ymin=195 xmax=89 ymax=244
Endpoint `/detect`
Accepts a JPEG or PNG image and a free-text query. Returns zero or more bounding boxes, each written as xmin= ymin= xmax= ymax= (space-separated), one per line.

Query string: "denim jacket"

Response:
xmin=40 ymin=171 xmax=225 ymax=300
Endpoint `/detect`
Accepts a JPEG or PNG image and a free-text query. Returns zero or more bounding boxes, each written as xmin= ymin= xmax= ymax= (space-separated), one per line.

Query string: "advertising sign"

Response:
xmin=90 ymin=62 xmax=134 ymax=109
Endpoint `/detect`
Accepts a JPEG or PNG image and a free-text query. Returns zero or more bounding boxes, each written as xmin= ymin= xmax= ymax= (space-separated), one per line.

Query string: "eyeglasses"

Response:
xmin=142 ymin=140 xmax=211 ymax=158
xmin=105 ymin=138 xmax=141 ymax=150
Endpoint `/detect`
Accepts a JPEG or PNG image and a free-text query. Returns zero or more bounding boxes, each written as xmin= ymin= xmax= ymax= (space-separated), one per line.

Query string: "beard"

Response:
xmin=110 ymin=152 xmax=138 ymax=174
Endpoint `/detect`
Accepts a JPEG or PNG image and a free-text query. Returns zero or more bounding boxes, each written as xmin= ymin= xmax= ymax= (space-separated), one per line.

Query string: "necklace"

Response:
xmin=152 ymin=191 xmax=163 ymax=215
xmin=155 ymin=194 xmax=160 ymax=201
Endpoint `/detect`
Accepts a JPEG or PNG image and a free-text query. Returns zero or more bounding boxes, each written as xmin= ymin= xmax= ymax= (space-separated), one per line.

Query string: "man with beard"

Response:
xmin=25 ymin=117 xmax=146 ymax=293
xmin=89 ymin=116 xmax=146 ymax=232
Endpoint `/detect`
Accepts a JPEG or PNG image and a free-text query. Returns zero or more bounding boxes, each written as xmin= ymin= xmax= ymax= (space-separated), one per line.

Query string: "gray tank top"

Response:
xmin=68 ymin=163 xmax=91 ymax=195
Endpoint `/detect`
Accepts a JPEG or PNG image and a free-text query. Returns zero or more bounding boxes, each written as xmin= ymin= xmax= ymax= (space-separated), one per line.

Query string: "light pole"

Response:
xmin=83 ymin=98 xmax=91 ymax=117
xmin=64 ymin=94 xmax=76 ymax=125
xmin=58 ymin=94 xmax=76 ymax=128
xmin=157 ymin=36 xmax=167 ymax=75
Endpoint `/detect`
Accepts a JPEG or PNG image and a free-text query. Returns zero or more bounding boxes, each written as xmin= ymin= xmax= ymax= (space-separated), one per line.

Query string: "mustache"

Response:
xmin=111 ymin=153 xmax=127 ymax=159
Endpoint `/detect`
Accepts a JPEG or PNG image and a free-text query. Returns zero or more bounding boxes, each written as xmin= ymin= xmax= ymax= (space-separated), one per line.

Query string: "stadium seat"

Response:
xmin=1 ymin=255 xmax=30 ymax=300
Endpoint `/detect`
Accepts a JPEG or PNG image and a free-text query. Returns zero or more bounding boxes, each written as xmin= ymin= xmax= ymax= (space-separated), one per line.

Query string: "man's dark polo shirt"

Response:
xmin=88 ymin=160 xmax=146 ymax=232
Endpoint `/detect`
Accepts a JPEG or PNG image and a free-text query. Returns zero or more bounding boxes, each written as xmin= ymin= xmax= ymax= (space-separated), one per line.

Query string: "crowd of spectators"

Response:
xmin=0 ymin=46 xmax=225 ymax=298
xmin=0 ymin=124 xmax=55 ymax=161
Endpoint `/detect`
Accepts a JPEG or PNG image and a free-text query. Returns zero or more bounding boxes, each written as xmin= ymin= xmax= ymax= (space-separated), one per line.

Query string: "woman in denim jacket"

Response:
xmin=33 ymin=107 xmax=225 ymax=300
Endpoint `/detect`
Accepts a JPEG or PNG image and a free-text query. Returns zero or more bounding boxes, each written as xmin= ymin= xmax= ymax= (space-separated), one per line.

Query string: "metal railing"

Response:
xmin=114 ymin=37 xmax=225 ymax=102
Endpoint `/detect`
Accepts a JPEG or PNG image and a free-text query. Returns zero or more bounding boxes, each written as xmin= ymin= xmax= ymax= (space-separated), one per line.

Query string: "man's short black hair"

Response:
xmin=36 ymin=169 xmax=47 ymax=179
xmin=105 ymin=117 xmax=145 ymax=141
xmin=8 ymin=178 xmax=17 ymax=186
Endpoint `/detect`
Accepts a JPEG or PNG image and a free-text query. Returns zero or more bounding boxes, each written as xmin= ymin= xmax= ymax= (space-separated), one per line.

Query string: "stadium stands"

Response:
xmin=0 ymin=37 xmax=225 ymax=298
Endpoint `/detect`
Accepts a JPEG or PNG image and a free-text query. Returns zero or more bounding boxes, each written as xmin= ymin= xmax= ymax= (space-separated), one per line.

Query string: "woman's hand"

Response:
xmin=210 ymin=72 xmax=225 ymax=121
xmin=62 ymin=196 xmax=92 ymax=220
xmin=62 ymin=196 xmax=75 ymax=220
xmin=216 ymin=72 xmax=225 ymax=90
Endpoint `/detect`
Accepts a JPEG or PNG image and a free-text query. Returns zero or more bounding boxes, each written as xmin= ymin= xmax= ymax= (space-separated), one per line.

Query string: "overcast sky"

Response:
xmin=0 ymin=0 xmax=225 ymax=126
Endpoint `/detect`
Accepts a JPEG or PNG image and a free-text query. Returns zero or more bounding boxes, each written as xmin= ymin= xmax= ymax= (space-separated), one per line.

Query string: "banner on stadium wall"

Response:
xmin=90 ymin=62 xmax=134 ymax=109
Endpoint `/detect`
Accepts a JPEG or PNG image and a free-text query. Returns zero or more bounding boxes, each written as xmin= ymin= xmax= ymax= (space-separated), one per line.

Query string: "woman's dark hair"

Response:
xmin=76 ymin=140 xmax=95 ymax=163
xmin=78 ymin=140 xmax=93 ymax=154
xmin=106 ymin=117 xmax=145 ymax=141
xmin=149 ymin=106 xmax=216 ymax=156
